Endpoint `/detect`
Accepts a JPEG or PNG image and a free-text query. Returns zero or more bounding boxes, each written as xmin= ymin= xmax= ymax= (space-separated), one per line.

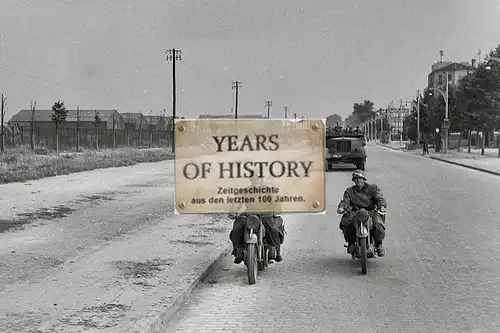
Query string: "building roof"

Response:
xmin=121 ymin=113 xmax=144 ymax=122
xmin=199 ymin=114 xmax=266 ymax=119
xmin=145 ymin=115 xmax=167 ymax=125
xmin=9 ymin=109 xmax=119 ymax=123
xmin=433 ymin=62 xmax=473 ymax=72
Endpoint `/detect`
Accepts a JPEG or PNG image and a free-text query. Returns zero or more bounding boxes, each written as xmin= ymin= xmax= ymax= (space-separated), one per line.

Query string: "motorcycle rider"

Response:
xmin=228 ymin=174 xmax=285 ymax=264
xmin=336 ymin=170 xmax=387 ymax=257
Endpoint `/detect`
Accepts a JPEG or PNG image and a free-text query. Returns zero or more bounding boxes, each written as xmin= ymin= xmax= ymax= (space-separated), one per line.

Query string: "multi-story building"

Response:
xmin=385 ymin=100 xmax=412 ymax=139
xmin=427 ymin=60 xmax=474 ymax=89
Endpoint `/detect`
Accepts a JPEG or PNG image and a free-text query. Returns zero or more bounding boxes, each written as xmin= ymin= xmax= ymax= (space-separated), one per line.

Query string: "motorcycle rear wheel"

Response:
xmin=246 ymin=244 xmax=258 ymax=284
xmin=359 ymin=238 xmax=368 ymax=275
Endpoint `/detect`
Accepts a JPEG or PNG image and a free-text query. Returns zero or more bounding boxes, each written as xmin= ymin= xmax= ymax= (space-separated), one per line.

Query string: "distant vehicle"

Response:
xmin=325 ymin=126 xmax=367 ymax=171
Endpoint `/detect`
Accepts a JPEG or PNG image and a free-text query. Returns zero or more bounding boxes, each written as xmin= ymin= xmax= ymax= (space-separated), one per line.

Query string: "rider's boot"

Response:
xmin=275 ymin=245 xmax=283 ymax=262
xmin=341 ymin=225 xmax=356 ymax=254
xmin=347 ymin=242 xmax=357 ymax=254
xmin=375 ymin=242 xmax=386 ymax=257
xmin=233 ymin=247 xmax=244 ymax=264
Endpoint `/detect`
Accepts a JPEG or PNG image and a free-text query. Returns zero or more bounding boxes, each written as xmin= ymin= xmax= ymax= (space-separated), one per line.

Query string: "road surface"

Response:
xmin=164 ymin=145 xmax=500 ymax=333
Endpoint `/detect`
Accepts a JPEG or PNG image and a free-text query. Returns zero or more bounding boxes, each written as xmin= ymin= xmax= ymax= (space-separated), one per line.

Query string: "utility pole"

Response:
xmin=284 ymin=106 xmax=288 ymax=119
xmin=399 ymin=99 xmax=403 ymax=146
xmin=76 ymin=105 xmax=80 ymax=151
xmin=232 ymin=81 xmax=242 ymax=119
xmin=149 ymin=110 xmax=153 ymax=148
xmin=265 ymin=101 xmax=272 ymax=119
xmin=416 ymin=90 xmax=421 ymax=145
xmin=166 ymin=48 xmax=181 ymax=153
xmin=380 ymin=111 xmax=384 ymax=142
xmin=1 ymin=94 xmax=4 ymax=153
xmin=443 ymin=72 xmax=449 ymax=154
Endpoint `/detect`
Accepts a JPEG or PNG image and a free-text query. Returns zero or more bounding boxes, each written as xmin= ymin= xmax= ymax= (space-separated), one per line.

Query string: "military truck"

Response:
xmin=325 ymin=126 xmax=367 ymax=171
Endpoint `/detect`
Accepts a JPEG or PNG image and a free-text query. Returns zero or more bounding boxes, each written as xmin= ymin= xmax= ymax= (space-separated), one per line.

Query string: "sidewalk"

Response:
xmin=378 ymin=142 xmax=500 ymax=176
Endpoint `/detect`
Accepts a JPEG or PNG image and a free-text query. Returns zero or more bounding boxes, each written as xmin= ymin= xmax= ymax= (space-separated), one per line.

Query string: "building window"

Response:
xmin=438 ymin=74 xmax=442 ymax=85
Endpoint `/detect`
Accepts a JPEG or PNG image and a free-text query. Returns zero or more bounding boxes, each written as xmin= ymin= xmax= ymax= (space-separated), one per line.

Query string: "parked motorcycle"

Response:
xmin=230 ymin=213 xmax=277 ymax=284
xmin=340 ymin=207 xmax=386 ymax=275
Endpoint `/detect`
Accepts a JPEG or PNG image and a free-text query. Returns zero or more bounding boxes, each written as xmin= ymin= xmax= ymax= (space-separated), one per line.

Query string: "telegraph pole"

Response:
xmin=416 ymin=90 xmax=421 ymax=145
xmin=265 ymin=101 xmax=272 ymax=119
xmin=1 ymin=94 xmax=4 ymax=153
xmin=166 ymin=48 xmax=181 ymax=153
xmin=283 ymin=106 xmax=289 ymax=119
xmin=232 ymin=81 xmax=242 ymax=119
xmin=399 ymin=99 xmax=403 ymax=146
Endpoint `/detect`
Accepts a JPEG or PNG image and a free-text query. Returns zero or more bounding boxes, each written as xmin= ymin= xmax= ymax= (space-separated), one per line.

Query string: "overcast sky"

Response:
xmin=0 ymin=0 xmax=499 ymax=120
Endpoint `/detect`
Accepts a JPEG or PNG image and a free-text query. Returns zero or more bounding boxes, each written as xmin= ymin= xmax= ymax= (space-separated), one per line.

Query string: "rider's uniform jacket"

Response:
xmin=337 ymin=183 xmax=387 ymax=211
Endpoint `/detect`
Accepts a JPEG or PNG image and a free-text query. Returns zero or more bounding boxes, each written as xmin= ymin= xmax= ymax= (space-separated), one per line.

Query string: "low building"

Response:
xmin=199 ymin=114 xmax=266 ymax=119
xmin=8 ymin=109 xmax=123 ymax=146
xmin=121 ymin=112 xmax=149 ymax=131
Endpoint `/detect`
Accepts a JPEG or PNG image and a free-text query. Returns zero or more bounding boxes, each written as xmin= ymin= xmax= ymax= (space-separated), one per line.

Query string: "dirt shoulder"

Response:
xmin=0 ymin=159 xmax=234 ymax=332
xmin=0 ymin=147 xmax=174 ymax=185
xmin=0 ymin=212 xmax=232 ymax=333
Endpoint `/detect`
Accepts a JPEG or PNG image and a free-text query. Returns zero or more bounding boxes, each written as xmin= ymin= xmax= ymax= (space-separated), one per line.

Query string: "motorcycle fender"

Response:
xmin=358 ymin=224 xmax=369 ymax=238
xmin=246 ymin=233 xmax=258 ymax=244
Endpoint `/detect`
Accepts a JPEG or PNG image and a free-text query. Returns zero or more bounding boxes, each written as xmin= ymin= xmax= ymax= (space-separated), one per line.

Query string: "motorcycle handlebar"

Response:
xmin=337 ymin=207 xmax=387 ymax=216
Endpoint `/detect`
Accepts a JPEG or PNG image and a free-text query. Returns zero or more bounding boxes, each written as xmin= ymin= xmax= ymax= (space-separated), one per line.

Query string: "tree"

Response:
xmin=30 ymin=100 xmax=36 ymax=151
xmin=344 ymin=113 xmax=360 ymax=127
xmin=326 ymin=114 xmax=343 ymax=128
xmin=352 ymin=100 xmax=375 ymax=124
xmin=51 ymin=100 xmax=67 ymax=152
xmin=93 ymin=110 xmax=101 ymax=150
xmin=344 ymin=100 xmax=376 ymax=128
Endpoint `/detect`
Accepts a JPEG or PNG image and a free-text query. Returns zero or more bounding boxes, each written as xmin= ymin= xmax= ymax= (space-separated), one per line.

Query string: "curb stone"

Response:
xmin=126 ymin=243 xmax=233 ymax=333
xmin=428 ymin=156 xmax=500 ymax=177
xmin=376 ymin=144 xmax=406 ymax=151
xmin=379 ymin=143 xmax=500 ymax=177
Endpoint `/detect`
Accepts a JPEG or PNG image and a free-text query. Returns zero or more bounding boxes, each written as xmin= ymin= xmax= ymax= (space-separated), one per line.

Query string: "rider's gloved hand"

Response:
xmin=337 ymin=207 xmax=345 ymax=214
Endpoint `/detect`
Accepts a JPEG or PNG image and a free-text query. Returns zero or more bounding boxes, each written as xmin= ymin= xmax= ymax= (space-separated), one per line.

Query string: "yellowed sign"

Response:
xmin=174 ymin=119 xmax=325 ymax=214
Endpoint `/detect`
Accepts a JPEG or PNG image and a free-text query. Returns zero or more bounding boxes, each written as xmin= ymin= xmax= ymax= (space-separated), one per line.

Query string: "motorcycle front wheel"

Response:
xmin=359 ymin=237 xmax=368 ymax=275
xmin=246 ymin=244 xmax=258 ymax=285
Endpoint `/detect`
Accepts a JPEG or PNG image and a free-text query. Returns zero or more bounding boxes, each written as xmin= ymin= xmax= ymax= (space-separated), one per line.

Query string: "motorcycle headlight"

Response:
xmin=245 ymin=215 xmax=261 ymax=230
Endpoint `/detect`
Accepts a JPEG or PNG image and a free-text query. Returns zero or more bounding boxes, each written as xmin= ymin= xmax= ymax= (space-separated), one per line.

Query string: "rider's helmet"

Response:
xmin=352 ymin=170 xmax=367 ymax=181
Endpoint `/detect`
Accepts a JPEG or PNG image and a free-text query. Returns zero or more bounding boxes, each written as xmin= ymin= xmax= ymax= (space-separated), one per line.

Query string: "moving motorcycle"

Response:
xmin=340 ymin=207 xmax=386 ymax=275
xmin=230 ymin=213 xmax=278 ymax=284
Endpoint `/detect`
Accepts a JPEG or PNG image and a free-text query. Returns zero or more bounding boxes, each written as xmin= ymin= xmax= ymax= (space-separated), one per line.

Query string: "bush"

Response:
xmin=0 ymin=147 xmax=174 ymax=184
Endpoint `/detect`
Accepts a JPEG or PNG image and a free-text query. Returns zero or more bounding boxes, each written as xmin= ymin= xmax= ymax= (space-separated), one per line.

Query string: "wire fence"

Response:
xmin=1 ymin=127 xmax=173 ymax=151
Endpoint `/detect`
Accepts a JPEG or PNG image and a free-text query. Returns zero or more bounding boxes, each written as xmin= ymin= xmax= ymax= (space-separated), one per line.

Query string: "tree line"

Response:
xmin=341 ymin=42 xmax=500 ymax=154
xmin=405 ymin=44 xmax=500 ymax=154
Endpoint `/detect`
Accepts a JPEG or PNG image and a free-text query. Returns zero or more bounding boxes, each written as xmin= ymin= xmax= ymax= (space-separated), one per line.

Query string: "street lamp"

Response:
xmin=429 ymin=72 xmax=450 ymax=154
xmin=485 ymin=56 xmax=500 ymax=70
xmin=485 ymin=56 xmax=499 ymax=156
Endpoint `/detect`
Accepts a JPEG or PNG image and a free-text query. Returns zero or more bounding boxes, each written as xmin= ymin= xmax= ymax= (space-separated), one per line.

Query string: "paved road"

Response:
xmin=164 ymin=145 xmax=500 ymax=333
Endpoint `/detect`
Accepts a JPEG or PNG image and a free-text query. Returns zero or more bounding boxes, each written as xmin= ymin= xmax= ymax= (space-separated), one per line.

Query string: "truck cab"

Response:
xmin=325 ymin=126 xmax=367 ymax=171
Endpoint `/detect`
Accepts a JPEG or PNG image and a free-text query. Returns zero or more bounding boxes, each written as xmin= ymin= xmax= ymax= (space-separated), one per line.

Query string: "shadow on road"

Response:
xmin=325 ymin=164 xmax=358 ymax=172
xmin=311 ymin=256 xmax=382 ymax=276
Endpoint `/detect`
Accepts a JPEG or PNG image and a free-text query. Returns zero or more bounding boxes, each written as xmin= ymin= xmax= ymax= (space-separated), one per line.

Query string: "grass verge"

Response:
xmin=0 ymin=146 xmax=174 ymax=184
